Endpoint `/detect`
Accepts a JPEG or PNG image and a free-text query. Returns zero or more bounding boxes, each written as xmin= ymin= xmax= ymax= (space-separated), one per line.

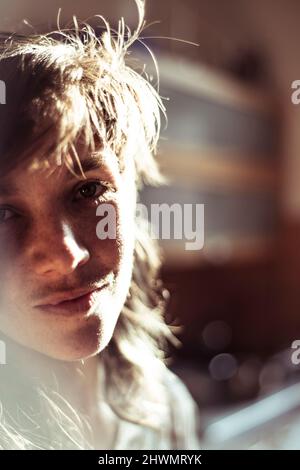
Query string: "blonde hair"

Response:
xmin=0 ymin=0 xmax=180 ymax=448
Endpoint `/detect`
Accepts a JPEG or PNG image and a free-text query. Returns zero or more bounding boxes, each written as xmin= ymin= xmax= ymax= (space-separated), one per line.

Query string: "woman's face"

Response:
xmin=0 ymin=149 xmax=136 ymax=361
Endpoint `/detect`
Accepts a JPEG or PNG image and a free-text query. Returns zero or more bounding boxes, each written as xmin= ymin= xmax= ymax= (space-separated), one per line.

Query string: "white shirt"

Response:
xmin=0 ymin=364 xmax=200 ymax=450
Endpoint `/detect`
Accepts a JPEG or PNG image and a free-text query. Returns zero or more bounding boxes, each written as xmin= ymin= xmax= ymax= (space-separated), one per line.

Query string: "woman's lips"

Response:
xmin=36 ymin=286 xmax=107 ymax=315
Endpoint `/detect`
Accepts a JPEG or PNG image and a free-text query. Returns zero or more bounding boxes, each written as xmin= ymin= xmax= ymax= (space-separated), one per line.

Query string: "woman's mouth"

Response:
xmin=35 ymin=285 xmax=107 ymax=316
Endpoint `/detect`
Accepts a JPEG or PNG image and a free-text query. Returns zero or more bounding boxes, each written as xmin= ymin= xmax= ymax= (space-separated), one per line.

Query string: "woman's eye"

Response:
xmin=74 ymin=181 xmax=108 ymax=201
xmin=0 ymin=208 xmax=16 ymax=224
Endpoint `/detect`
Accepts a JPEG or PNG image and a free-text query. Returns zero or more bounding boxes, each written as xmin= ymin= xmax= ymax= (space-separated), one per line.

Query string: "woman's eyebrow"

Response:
xmin=69 ymin=155 xmax=105 ymax=177
xmin=0 ymin=156 xmax=108 ymax=196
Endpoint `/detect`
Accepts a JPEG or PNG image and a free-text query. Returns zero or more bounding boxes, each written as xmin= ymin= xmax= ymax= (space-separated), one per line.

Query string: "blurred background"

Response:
xmin=2 ymin=0 xmax=300 ymax=449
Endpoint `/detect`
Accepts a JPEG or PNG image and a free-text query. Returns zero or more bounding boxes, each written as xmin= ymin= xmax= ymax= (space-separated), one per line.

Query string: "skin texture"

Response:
xmin=0 ymin=149 xmax=136 ymax=362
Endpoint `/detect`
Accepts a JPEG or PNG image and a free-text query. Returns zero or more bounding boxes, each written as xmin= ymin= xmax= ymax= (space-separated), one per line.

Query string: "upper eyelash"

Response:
xmin=77 ymin=180 xmax=115 ymax=190
xmin=73 ymin=180 xmax=116 ymax=200
xmin=96 ymin=181 xmax=116 ymax=192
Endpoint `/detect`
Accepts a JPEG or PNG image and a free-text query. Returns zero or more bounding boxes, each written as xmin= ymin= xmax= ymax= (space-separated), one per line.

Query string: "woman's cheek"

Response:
xmin=0 ymin=233 xmax=18 ymax=284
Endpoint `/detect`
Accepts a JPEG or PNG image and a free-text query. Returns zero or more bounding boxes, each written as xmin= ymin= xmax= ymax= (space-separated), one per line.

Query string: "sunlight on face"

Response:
xmin=0 ymin=150 xmax=136 ymax=361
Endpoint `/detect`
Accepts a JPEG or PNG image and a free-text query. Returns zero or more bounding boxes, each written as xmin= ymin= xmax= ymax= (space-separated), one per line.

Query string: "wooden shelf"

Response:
xmin=158 ymin=147 xmax=279 ymax=193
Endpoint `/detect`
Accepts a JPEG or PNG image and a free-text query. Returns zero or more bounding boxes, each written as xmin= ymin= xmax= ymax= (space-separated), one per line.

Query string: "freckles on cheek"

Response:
xmin=0 ymin=221 xmax=30 ymax=272
xmin=0 ymin=221 xmax=30 ymax=261
xmin=0 ymin=236 xmax=17 ymax=285
xmin=95 ymin=195 xmax=134 ymax=252
xmin=116 ymin=201 xmax=135 ymax=254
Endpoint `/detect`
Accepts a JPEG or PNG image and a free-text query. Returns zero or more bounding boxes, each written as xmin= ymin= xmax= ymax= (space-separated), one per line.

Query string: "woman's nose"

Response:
xmin=30 ymin=220 xmax=90 ymax=276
